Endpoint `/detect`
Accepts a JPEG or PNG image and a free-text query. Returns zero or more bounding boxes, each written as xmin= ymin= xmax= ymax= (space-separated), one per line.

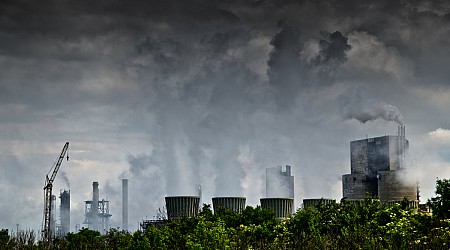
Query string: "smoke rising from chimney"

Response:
xmin=59 ymin=171 xmax=70 ymax=189
xmin=337 ymin=88 xmax=404 ymax=125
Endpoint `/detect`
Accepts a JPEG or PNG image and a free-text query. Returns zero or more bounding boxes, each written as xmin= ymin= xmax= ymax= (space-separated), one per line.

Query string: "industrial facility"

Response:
xmin=41 ymin=126 xmax=424 ymax=240
xmin=342 ymin=126 xmax=419 ymax=204
xmin=83 ymin=182 xmax=112 ymax=234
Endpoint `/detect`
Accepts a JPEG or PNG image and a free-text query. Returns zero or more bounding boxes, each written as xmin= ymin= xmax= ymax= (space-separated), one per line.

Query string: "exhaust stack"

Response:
xmin=122 ymin=179 xmax=128 ymax=231
xmin=397 ymin=125 xmax=406 ymax=169
xmin=91 ymin=182 xmax=99 ymax=231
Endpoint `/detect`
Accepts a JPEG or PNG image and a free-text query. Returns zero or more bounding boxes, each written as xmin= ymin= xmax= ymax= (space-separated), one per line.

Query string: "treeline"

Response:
xmin=2 ymin=179 xmax=450 ymax=249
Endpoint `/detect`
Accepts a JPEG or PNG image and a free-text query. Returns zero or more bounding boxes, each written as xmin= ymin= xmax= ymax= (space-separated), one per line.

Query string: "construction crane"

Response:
xmin=42 ymin=142 xmax=69 ymax=246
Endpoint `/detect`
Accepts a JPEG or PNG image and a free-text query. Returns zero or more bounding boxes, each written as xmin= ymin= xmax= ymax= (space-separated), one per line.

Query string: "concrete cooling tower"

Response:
xmin=165 ymin=196 xmax=200 ymax=220
xmin=260 ymin=198 xmax=293 ymax=219
xmin=212 ymin=197 xmax=246 ymax=214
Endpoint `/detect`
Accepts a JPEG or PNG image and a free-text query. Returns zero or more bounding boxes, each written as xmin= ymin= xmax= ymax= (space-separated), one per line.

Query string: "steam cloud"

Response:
xmin=337 ymin=88 xmax=404 ymax=125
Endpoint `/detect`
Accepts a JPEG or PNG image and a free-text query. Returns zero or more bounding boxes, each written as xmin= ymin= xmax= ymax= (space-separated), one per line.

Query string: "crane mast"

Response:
xmin=43 ymin=142 xmax=69 ymax=246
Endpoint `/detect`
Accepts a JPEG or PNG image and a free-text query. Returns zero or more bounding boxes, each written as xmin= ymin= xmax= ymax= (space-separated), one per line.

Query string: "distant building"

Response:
xmin=342 ymin=126 xmax=418 ymax=203
xmin=266 ymin=165 xmax=294 ymax=199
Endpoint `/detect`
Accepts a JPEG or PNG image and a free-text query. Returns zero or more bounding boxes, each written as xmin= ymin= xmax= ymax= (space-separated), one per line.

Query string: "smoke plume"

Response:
xmin=337 ymin=88 xmax=404 ymax=125
xmin=59 ymin=171 xmax=70 ymax=189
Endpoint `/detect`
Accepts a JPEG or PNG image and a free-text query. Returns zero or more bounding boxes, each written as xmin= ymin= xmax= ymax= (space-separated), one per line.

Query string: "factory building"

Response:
xmin=83 ymin=182 xmax=112 ymax=234
xmin=266 ymin=165 xmax=294 ymax=199
xmin=342 ymin=126 xmax=418 ymax=203
xmin=59 ymin=190 xmax=70 ymax=236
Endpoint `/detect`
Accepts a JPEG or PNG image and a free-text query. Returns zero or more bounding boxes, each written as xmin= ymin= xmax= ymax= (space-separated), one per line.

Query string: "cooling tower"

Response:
xmin=260 ymin=198 xmax=293 ymax=219
xmin=165 ymin=196 xmax=200 ymax=220
xmin=303 ymin=198 xmax=336 ymax=209
xmin=212 ymin=197 xmax=246 ymax=214
xmin=59 ymin=190 xmax=70 ymax=236
xmin=122 ymin=179 xmax=128 ymax=231
xmin=377 ymin=170 xmax=418 ymax=202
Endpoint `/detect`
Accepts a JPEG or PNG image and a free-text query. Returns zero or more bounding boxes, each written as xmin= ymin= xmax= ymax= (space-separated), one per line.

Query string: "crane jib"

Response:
xmin=42 ymin=141 xmax=69 ymax=247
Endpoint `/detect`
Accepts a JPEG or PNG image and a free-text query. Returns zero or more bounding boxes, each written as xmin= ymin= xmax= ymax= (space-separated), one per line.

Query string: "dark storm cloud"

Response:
xmin=316 ymin=31 xmax=351 ymax=66
xmin=313 ymin=31 xmax=352 ymax=82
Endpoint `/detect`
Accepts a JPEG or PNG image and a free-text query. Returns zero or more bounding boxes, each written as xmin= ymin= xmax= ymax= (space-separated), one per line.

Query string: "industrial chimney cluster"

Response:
xmin=46 ymin=125 xmax=418 ymax=235
xmin=82 ymin=182 xmax=112 ymax=233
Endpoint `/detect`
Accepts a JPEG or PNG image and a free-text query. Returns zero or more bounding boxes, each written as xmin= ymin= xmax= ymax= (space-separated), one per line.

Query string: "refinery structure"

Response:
xmin=83 ymin=182 xmax=112 ymax=233
xmin=40 ymin=125 xmax=423 ymax=240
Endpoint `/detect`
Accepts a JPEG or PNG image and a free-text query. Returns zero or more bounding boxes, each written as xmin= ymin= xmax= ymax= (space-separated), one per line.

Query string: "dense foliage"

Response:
xmin=4 ymin=179 xmax=450 ymax=249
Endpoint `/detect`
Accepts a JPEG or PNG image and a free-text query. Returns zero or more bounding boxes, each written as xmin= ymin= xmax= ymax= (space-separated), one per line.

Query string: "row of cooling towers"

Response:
xmin=165 ymin=196 xmax=294 ymax=220
xmin=163 ymin=196 xmax=338 ymax=220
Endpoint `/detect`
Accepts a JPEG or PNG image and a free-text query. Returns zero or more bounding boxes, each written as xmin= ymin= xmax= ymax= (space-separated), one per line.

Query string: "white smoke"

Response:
xmin=337 ymin=87 xmax=404 ymax=125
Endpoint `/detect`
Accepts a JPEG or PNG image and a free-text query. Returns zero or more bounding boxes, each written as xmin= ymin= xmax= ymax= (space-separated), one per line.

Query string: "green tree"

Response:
xmin=129 ymin=230 xmax=150 ymax=250
xmin=0 ymin=229 xmax=12 ymax=250
xmin=65 ymin=228 xmax=102 ymax=249
xmin=103 ymin=228 xmax=132 ymax=249
xmin=145 ymin=225 xmax=171 ymax=249
xmin=428 ymin=178 xmax=450 ymax=219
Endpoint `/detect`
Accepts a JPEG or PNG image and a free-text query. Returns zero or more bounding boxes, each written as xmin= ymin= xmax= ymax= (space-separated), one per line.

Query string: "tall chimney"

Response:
xmin=91 ymin=182 xmax=99 ymax=230
xmin=397 ymin=125 xmax=406 ymax=169
xmin=60 ymin=190 xmax=70 ymax=236
xmin=122 ymin=179 xmax=128 ymax=231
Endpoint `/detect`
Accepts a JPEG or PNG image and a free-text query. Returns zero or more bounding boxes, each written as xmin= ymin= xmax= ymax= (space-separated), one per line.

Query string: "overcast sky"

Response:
xmin=1 ymin=0 xmax=450 ymax=233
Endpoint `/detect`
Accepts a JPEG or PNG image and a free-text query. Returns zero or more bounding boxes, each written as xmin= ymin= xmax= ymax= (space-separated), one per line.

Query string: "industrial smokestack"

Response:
xmin=397 ymin=125 xmax=406 ymax=169
xmin=122 ymin=179 xmax=128 ymax=231
xmin=91 ymin=182 xmax=99 ymax=231
xmin=59 ymin=190 xmax=70 ymax=236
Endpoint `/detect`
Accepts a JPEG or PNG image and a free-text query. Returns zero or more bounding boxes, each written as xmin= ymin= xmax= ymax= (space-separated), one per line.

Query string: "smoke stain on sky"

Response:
xmin=0 ymin=0 xmax=450 ymax=231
